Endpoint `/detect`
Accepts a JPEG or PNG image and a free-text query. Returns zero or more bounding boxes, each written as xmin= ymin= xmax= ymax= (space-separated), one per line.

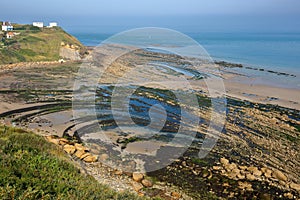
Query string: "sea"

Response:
xmin=67 ymin=29 xmax=300 ymax=88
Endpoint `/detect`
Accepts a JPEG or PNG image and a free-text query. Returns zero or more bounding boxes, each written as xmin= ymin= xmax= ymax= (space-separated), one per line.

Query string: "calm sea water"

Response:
xmin=71 ymin=31 xmax=300 ymax=74
xmin=70 ymin=30 xmax=300 ymax=89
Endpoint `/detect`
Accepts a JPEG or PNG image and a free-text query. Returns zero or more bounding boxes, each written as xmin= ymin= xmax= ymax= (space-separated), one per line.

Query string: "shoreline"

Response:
xmin=0 ymin=59 xmax=299 ymax=199
xmin=0 ymin=57 xmax=299 ymax=111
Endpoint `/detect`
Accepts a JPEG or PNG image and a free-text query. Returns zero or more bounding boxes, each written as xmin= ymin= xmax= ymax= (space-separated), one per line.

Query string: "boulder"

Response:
xmin=133 ymin=172 xmax=144 ymax=182
xmin=220 ymin=157 xmax=229 ymax=166
xmin=83 ymin=155 xmax=98 ymax=163
xmin=132 ymin=182 xmax=143 ymax=192
xmin=171 ymin=191 xmax=182 ymax=199
xmin=141 ymin=179 xmax=153 ymax=187
xmin=261 ymin=168 xmax=272 ymax=178
xmin=74 ymin=150 xmax=86 ymax=159
xmin=226 ymin=163 xmax=237 ymax=171
xmin=284 ymin=192 xmax=294 ymax=199
xmin=290 ymin=183 xmax=300 ymax=191
xmin=246 ymin=173 xmax=256 ymax=181
xmin=59 ymin=138 xmax=70 ymax=145
xmin=74 ymin=143 xmax=88 ymax=152
xmin=252 ymin=169 xmax=262 ymax=177
xmin=237 ymin=173 xmax=246 ymax=180
xmin=272 ymin=170 xmax=288 ymax=181
xmin=63 ymin=144 xmax=76 ymax=154
xmin=213 ymin=166 xmax=222 ymax=171
xmin=114 ymin=170 xmax=123 ymax=175
xmin=80 ymin=153 xmax=91 ymax=160
xmin=238 ymin=181 xmax=252 ymax=191
xmin=239 ymin=166 xmax=247 ymax=170
xmin=46 ymin=136 xmax=59 ymax=145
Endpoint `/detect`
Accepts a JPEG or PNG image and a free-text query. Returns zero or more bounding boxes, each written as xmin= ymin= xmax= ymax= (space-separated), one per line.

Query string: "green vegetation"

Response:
xmin=0 ymin=24 xmax=86 ymax=64
xmin=0 ymin=125 xmax=144 ymax=200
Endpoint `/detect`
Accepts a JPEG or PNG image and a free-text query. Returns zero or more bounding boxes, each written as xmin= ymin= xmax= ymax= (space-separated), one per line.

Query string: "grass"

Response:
xmin=0 ymin=125 xmax=145 ymax=200
xmin=0 ymin=25 xmax=86 ymax=64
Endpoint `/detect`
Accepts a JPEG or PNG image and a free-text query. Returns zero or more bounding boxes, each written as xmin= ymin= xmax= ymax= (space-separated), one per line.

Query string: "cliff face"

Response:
xmin=59 ymin=42 xmax=81 ymax=60
xmin=0 ymin=26 xmax=87 ymax=65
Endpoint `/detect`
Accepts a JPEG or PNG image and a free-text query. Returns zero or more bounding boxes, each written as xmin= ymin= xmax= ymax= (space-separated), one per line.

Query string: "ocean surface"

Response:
xmin=69 ymin=30 xmax=300 ymax=88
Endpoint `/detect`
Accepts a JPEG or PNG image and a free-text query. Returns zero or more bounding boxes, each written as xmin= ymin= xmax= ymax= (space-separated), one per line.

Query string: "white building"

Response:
xmin=49 ymin=22 xmax=58 ymax=27
xmin=2 ymin=22 xmax=13 ymax=31
xmin=33 ymin=22 xmax=44 ymax=28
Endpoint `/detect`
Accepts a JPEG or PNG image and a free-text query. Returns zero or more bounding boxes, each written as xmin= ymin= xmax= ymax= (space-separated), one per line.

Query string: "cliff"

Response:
xmin=0 ymin=25 xmax=87 ymax=65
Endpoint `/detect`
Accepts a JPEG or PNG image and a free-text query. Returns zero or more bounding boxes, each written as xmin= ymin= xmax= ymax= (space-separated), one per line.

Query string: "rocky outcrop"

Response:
xmin=59 ymin=42 xmax=81 ymax=60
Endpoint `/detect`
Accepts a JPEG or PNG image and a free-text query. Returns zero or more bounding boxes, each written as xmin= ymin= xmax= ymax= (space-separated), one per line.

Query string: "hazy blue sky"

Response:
xmin=1 ymin=0 xmax=300 ymax=33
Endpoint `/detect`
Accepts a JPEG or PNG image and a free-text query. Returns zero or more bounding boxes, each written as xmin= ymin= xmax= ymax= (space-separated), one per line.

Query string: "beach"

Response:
xmin=0 ymin=45 xmax=299 ymax=198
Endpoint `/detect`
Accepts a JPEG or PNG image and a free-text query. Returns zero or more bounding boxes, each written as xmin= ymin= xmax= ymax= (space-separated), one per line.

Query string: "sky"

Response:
xmin=1 ymin=0 xmax=300 ymax=33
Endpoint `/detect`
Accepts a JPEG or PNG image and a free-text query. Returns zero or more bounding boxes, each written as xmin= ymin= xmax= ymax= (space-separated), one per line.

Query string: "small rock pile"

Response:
xmin=45 ymin=135 xmax=185 ymax=199
xmin=213 ymin=158 xmax=300 ymax=194
xmin=131 ymin=172 xmax=182 ymax=199
xmin=45 ymin=135 xmax=98 ymax=163
xmin=131 ymin=172 xmax=153 ymax=192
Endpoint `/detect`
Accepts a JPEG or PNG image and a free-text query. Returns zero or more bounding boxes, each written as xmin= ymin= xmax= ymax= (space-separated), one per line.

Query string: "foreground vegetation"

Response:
xmin=0 ymin=125 xmax=144 ymax=200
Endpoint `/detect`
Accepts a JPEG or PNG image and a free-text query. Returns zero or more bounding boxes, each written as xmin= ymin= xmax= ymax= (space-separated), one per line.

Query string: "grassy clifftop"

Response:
xmin=0 ymin=24 xmax=86 ymax=65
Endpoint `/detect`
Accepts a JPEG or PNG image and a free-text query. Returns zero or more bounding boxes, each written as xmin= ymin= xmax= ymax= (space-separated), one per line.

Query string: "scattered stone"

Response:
xmin=141 ymin=179 xmax=153 ymax=187
xmin=74 ymin=150 xmax=86 ymax=159
xmin=247 ymin=166 xmax=258 ymax=173
xmin=223 ymin=182 xmax=229 ymax=187
xmin=80 ymin=152 xmax=91 ymax=160
xmin=202 ymin=170 xmax=210 ymax=178
xmin=237 ymin=173 xmax=246 ymax=180
xmin=63 ymin=144 xmax=76 ymax=154
xmin=133 ymin=172 xmax=144 ymax=182
xmin=226 ymin=163 xmax=238 ymax=171
xmin=83 ymin=155 xmax=98 ymax=163
xmin=74 ymin=143 xmax=88 ymax=152
xmin=238 ymin=181 xmax=252 ymax=191
xmin=213 ymin=166 xmax=222 ymax=171
xmin=114 ymin=170 xmax=123 ymax=175
xmin=290 ymin=183 xmax=300 ymax=191
xmin=46 ymin=136 xmax=59 ymax=145
xmin=284 ymin=192 xmax=294 ymax=199
xmin=99 ymin=153 xmax=109 ymax=161
xmin=258 ymin=193 xmax=272 ymax=200
xmin=59 ymin=138 xmax=70 ymax=145
xmin=253 ymin=169 xmax=262 ymax=177
xmin=246 ymin=173 xmax=256 ymax=181
xmin=239 ymin=166 xmax=247 ymax=170
xmin=171 ymin=191 xmax=182 ymax=199
xmin=272 ymin=170 xmax=288 ymax=181
xmin=261 ymin=168 xmax=272 ymax=178
xmin=220 ymin=157 xmax=229 ymax=166
xmin=132 ymin=181 xmax=143 ymax=192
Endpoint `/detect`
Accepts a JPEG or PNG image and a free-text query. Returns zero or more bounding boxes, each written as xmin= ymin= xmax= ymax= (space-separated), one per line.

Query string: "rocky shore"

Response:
xmin=0 ymin=48 xmax=299 ymax=199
